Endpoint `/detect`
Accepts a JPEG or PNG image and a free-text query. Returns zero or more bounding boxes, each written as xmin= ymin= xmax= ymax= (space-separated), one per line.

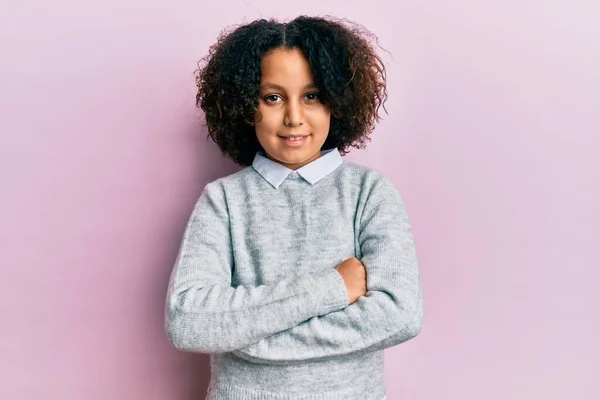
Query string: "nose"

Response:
xmin=284 ymin=99 xmax=304 ymax=127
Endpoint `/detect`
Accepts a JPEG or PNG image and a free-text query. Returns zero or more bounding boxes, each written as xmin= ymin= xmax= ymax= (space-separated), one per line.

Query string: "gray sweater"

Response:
xmin=165 ymin=151 xmax=424 ymax=400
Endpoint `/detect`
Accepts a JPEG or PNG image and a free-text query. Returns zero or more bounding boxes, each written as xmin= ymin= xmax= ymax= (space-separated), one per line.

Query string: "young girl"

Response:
xmin=165 ymin=15 xmax=424 ymax=400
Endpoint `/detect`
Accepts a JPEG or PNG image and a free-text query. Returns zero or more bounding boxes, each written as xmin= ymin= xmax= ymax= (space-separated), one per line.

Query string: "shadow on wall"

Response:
xmin=181 ymin=353 xmax=213 ymax=400
xmin=186 ymin=120 xmax=243 ymax=186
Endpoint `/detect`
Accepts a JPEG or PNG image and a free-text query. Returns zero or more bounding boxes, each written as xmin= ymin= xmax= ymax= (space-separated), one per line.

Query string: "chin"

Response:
xmin=275 ymin=153 xmax=308 ymax=164
xmin=278 ymin=149 xmax=321 ymax=166
xmin=259 ymin=136 xmax=325 ymax=167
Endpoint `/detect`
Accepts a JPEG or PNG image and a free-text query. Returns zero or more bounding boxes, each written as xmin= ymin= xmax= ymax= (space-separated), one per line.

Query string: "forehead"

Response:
xmin=260 ymin=48 xmax=314 ymax=86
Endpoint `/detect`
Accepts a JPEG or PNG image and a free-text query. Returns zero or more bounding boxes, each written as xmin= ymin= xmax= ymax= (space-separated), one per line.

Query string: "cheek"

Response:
xmin=308 ymin=110 xmax=331 ymax=133
xmin=254 ymin=107 xmax=280 ymax=131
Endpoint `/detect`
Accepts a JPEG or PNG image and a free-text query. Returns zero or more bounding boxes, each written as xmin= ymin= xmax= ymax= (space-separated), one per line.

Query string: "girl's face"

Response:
xmin=254 ymin=47 xmax=331 ymax=170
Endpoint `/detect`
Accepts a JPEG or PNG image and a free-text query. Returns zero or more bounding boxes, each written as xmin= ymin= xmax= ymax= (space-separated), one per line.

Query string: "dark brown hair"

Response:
xmin=195 ymin=15 xmax=388 ymax=166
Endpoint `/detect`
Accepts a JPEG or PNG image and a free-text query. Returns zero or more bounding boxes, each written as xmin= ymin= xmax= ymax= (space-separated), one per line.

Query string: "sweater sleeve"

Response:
xmin=232 ymin=175 xmax=424 ymax=364
xmin=165 ymin=181 xmax=350 ymax=354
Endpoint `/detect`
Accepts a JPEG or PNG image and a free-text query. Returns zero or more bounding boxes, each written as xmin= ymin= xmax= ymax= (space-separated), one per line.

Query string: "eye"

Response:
xmin=264 ymin=94 xmax=282 ymax=103
xmin=304 ymin=93 xmax=320 ymax=102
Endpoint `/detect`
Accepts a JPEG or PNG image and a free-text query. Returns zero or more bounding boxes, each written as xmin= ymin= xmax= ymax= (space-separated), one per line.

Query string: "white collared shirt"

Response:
xmin=251 ymin=148 xmax=343 ymax=189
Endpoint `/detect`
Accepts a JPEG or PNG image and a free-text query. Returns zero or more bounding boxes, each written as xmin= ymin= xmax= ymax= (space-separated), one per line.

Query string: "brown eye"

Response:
xmin=304 ymin=93 xmax=320 ymax=102
xmin=264 ymin=94 xmax=282 ymax=103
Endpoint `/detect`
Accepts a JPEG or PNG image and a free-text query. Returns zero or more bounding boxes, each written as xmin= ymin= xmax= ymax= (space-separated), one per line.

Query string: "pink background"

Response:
xmin=1 ymin=1 xmax=599 ymax=399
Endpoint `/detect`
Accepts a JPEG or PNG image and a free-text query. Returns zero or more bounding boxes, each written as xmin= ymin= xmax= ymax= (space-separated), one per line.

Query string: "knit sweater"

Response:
xmin=165 ymin=150 xmax=424 ymax=400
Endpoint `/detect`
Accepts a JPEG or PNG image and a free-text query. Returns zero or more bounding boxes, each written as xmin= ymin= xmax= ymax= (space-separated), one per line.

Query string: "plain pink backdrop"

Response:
xmin=1 ymin=1 xmax=599 ymax=399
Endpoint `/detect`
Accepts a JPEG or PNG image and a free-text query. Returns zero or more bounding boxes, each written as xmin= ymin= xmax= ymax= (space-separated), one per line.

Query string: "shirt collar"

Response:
xmin=252 ymin=148 xmax=343 ymax=189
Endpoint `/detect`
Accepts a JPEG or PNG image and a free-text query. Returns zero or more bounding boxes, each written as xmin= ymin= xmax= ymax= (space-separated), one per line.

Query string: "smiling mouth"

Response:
xmin=277 ymin=134 xmax=310 ymax=146
xmin=279 ymin=136 xmax=307 ymax=141
xmin=277 ymin=134 xmax=309 ymax=138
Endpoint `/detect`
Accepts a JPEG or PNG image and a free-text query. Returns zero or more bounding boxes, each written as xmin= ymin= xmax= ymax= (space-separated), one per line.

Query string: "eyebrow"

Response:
xmin=260 ymin=83 xmax=318 ymax=91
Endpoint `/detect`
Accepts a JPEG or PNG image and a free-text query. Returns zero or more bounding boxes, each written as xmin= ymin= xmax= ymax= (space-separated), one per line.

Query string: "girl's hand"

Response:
xmin=335 ymin=257 xmax=367 ymax=304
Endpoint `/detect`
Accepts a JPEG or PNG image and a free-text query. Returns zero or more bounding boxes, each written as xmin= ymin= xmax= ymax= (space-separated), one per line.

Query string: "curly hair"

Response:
xmin=195 ymin=15 xmax=388 ymax=166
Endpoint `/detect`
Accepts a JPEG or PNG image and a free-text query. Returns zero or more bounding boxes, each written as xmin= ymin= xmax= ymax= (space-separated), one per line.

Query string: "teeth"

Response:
xmin=287 ymin=137 xmax=304 ymax=141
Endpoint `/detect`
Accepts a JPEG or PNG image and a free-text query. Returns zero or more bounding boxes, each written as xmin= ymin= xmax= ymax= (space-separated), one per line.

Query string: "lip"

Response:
xmin=278 ymin=134 xmax=309 ymax=147
xmin=277 ymin=134 xmax=309 ymax=138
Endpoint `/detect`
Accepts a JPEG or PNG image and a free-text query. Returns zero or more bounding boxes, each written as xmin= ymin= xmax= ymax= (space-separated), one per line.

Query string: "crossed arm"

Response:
xmin=232 ymin=176 xmax=424 ymax=364
xmin=165 ymin=176 xmax=423 ymax=361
